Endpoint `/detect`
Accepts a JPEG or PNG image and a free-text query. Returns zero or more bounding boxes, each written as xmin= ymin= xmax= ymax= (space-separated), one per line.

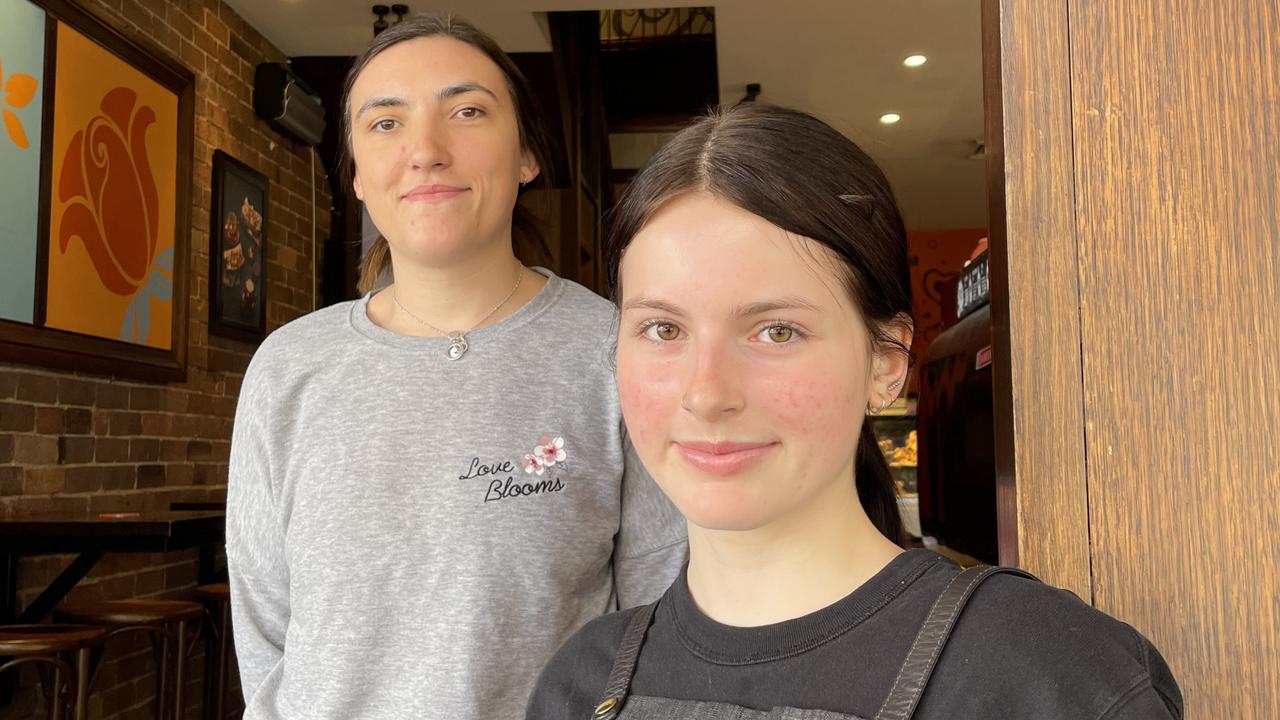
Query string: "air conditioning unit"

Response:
xmin=253 ymin=63 xmax=325 ymax=146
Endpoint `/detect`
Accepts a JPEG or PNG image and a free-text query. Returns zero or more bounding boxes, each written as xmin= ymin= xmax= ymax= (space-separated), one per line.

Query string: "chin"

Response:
xmin=665 ymin=482 xmax=777 ymax=533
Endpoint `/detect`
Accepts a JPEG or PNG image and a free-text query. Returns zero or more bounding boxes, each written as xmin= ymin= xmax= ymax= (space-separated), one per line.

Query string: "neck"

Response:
xmin=369 ymin=241 xmax=543 ymax=337
xmin=685 ymin=466 xmax=903 ymax=627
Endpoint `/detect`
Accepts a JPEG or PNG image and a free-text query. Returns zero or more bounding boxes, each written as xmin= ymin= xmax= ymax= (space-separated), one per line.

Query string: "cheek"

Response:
xmin=756 ymin=364 xmax=861 ymax=443
xmin=616 ymin=350 xmax=680 ymax=447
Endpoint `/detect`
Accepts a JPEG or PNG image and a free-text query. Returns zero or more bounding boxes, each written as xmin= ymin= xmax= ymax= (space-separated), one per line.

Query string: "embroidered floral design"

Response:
xmin=522 ymin=453 xmax=545 ymax=475
xmin=535 ymin=436 xmax=566 ymax=467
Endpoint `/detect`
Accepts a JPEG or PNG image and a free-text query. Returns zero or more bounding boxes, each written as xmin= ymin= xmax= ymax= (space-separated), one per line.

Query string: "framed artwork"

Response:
xmin=0 ymin=0 xmax=193 ymax=381
xmin=209 ymin=150 xmax=268 ymax=341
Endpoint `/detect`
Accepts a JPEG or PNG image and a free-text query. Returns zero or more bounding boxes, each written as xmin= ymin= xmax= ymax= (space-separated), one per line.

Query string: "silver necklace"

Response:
xmin=392 ymin=265 xmax=523 ymax=360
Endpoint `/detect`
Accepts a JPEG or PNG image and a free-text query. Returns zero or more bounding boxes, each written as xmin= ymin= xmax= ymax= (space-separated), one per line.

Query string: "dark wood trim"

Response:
xmin=208 ymin=150 xmax=270 ymax=344
xmin=32 ymin=14 xmax=57 ymax=329
xmin=0 ymin=0 xmax=196 ymax=383
xmin=982 ymin=0 xmax=1091 ymax=599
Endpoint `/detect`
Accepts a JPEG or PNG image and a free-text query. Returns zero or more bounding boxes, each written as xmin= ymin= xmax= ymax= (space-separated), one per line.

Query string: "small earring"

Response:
xmin=887 ymin=378 xmax=902 ymax=391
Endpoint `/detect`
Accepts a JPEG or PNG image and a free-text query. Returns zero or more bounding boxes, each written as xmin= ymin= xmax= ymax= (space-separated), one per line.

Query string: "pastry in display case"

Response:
xmin=870 ymin=400 xmax=920 ymax=538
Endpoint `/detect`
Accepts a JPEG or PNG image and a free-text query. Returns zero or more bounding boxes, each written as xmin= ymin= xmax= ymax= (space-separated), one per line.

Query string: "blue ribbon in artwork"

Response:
xmin=119 ymin=247 xmax=174 ymax=343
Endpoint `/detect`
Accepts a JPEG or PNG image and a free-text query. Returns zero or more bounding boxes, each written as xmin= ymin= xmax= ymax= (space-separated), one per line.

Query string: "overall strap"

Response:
xmin=873 ymin=565 xmax=1040 ymax=720
xmin=590 ymin=600 xmax=660 ymax=720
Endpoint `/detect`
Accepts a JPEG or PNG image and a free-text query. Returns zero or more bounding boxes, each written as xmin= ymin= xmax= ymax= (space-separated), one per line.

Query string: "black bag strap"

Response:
xmin=589 ymin=600 xmax=659 ymax=719
xmin=873 ymin=564 xmax=1039 ymax=720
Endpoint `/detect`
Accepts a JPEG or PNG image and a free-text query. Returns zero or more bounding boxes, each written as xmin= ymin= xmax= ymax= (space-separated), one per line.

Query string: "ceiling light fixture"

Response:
xmin=903 ymin=54 xmax=928 ymax=68
xmin=879 ymin=113 xmax=901 ymax=125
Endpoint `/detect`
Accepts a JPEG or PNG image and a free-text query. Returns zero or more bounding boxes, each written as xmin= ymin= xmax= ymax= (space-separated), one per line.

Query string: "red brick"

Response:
xmin=14 ymin=434 xmax=57 ymax=464
xmin=106 ymin=466 xmax=138 ymax=491
xmin=137 ymin=464 xmax=165 ymax=488
xmin=95 ymin=438 xmax=131 ymax=463
xmin=36 ymin=406 xmax=64 ymax=434
xmin=0 ymin=466 xmax=24 ymax=495
xmin=108 ymin=412 xmax=143 ymax=436
xmin=0 ymin=402 xmax=35 ymax=432
xmin=129 ymin=438 xmax=161 ymax=462
xmin=165 ymin=464 xmax=195 ymax=486
xmin=57 ymin=435 xmax=95 ymax=464
xmin=130 ymin=387 xmax=164 ymax=411
xmin=58 ymin=378 xmax=98 ymax=406
xmin=140 ymin=412 xmax=173 ymax=436
xmin=0 ymin=433 xmax=12 ymax=463
xmin=64 ymin=407 xmax=93 ymax=434
xmin=11 ymin=495 xmax=88 ymax=518
xmin=15 ymin=373 xmax=58 ymax=404
xmin=187 ymin=440 xmax=213 ymax=460
xmin=96 ymin=384 xmax=131 ymax=409
xmin=160 ymin=440 xmax=187 ymax=462
xmin=63 ymin=467 xmax=102 ymax=493
xmin=0 ymin=373 xmax=15 ymax=399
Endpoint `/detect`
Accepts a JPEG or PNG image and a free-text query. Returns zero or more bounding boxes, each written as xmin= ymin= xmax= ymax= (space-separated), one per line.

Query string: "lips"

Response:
xmin=674 ymin=440 xmax=778 ymax=476
xmin=402 ymin=184 xmax=468 ymax=202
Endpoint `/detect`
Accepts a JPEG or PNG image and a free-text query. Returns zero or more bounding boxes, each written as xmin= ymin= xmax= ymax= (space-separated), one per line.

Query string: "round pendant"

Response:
xmin=446 ymin=334 xmax=468 ymax=360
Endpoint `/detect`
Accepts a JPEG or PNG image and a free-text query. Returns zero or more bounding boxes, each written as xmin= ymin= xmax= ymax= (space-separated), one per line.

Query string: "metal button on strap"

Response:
xmin=594 ymin=698 xmax=619 ymax=716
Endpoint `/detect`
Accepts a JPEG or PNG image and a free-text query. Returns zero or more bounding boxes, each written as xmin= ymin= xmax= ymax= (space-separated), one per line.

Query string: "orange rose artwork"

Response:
xmin=55 ymin=86 xmax=173 ymax=342
xmin=1 ymin=58 xmax=38 ymax=149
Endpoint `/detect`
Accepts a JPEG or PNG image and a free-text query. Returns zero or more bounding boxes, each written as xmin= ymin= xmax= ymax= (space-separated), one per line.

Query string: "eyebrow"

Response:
xmin=621 ymin=295 xmax=821 ymax=318
xmin=352 ymin=83 xmax=500 ymax=122
xmin=436 ymin=81 xmax=499 ymax=103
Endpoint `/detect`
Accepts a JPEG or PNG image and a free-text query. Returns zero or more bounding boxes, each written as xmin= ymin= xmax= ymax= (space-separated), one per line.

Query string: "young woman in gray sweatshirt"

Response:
xmin=226 ymin=16 xmax=686 ymax=720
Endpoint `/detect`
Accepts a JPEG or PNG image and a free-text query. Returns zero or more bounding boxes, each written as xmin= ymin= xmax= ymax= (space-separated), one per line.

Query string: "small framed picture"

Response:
xmin=209 ymin=149 xmax=268 ymax=342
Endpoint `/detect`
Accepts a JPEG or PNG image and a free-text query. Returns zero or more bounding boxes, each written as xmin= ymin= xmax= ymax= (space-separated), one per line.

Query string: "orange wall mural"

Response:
xmin=906 ymin=228 xmax=987 ymax=394
xmin=45 ymin=21 xmax=178 ymax=350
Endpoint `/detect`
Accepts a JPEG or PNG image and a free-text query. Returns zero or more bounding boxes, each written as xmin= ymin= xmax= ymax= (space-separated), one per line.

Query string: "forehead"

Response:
xmin=621 ymin=192 xmax=849 ymax=308
xmin=351 ymin=35 xmax=509 ymax=102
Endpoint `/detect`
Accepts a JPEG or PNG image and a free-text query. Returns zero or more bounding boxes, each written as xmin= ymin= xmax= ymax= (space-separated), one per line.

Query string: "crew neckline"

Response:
xmin=666 ymin=549 xmax=950 ymax=666
xmin=348 ymin=266 xmax=564 ymax=351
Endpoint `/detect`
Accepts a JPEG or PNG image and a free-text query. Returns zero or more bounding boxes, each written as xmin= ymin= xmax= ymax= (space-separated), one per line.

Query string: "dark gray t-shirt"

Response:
xmin=527 ymin=550 xmax=1182 ymax=720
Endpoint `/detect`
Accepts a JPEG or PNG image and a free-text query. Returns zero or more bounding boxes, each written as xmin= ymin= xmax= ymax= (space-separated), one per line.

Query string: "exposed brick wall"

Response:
xmin=0 ymin=0 xmax=329 ymax=717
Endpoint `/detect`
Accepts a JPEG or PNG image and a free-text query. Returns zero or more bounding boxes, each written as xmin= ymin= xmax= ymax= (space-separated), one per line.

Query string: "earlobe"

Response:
xmin=353 ymin=175 xmax=364 ymax=201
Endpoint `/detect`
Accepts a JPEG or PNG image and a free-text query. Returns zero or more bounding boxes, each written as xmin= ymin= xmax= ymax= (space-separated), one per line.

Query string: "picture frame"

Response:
xmin=0 ymin=0 xmax=194 ymax=382
xmin=208 ymin=150 xmax=269 ymax=342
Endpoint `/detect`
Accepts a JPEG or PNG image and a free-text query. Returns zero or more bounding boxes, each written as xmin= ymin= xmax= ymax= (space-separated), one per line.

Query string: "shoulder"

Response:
xmin=526 ymin=605 xmax=645 ymax=719
xmin=928 ymin=567 xmax=1182 ymax=718
xmin=539 ymin=275 xmax=618 ymax=335
xmin=243 ymin=301 xmax=358 ymax=380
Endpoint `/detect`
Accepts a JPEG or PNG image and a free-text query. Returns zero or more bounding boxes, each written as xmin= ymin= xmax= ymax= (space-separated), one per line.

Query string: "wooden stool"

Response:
xmin=194 ymin=584 xmax=231 ymax=720
xmin=55 ymin=599 xmax=203 ymax=720
xmin=0 ymin=624 xmax=105 ymax=720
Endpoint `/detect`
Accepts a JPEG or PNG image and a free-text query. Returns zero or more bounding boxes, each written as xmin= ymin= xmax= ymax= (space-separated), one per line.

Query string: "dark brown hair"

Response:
xmin=606 ymin=103 xmax=911 ymax=544
xmin=338 ymin=15 xmax=555 ymax=292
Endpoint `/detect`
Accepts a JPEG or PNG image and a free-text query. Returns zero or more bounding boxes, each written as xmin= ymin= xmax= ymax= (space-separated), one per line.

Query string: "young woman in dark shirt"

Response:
xmin=525 ymin=103 xmax=1182 ymax=720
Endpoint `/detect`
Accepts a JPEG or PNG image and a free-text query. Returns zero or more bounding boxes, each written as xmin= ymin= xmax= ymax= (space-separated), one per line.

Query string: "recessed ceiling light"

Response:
xmin=903 ymin=54 xmax=928 ymax=67
xmin=879 ymin=113 xmax=901 ymax=125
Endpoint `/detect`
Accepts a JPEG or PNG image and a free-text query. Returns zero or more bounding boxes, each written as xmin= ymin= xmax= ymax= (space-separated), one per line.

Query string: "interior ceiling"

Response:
xmin=224 ymin=0 xmax=986 ymax=229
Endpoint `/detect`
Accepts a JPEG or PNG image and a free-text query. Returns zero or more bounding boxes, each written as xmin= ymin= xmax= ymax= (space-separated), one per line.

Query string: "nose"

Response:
xmin=407 ymin=118 xmax=451 ymax=170
xmin=680 ymin=340 xmax=744 ymax=419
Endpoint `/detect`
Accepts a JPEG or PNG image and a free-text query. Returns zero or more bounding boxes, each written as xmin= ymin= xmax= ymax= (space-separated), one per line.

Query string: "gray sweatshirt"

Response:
xmin=226 ymin=271 xmax=688 ymax=720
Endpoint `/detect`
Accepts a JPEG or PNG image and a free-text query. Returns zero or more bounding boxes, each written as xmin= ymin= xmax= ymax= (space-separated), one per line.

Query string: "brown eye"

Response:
xmin=645 ymin=322 xmax=681 ymax=341
xmin=765 ymin=326 xmax=794 ymax=343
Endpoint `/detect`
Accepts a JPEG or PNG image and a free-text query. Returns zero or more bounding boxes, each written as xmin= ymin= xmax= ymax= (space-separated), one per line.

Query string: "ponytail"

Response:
xmin=856 ymin=421 xmax=904 ymax=546
xmin=357 ymin=235 xmax=392 ymax=294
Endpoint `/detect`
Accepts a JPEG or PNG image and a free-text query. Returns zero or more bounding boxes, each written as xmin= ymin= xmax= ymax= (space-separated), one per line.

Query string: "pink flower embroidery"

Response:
xmin=523 ymin=454 xmax=544 ymax=475
xmin=535 ymin=436 xmax=566 ymax=467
